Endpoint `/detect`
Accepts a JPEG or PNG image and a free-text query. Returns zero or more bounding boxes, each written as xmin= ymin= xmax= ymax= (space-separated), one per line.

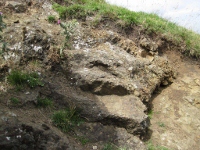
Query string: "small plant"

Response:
xmin=37 ymin=98 xmax=53 ymax=108
xmin=10 ymin=97 xmax=19 ymax=105
xmin=77 ymin=136 xmax=89 ymax=145
xmin=158 ymin=122 xmax=165 ymax=127
xmin=146 ymin=141 xmax=169 ymax=150
xmin=60 ymin=19 xmax=78 ymax=48
xmin=0 ymin=13 xmax=6 ymax=32
xmin=52 ymin=105 xmax=82 ymax=132
xmin=48 ymin=15 xmax=56 ymax=23
xmin=103 ymin=143 xmax=115 ymax=150
xmin=7 ymin=70 xmax=44 ymax=89
xmin=0 ymin=13 xmax=7 ymax=54
xmin=148 ymin=110 xmax=153 ymax=119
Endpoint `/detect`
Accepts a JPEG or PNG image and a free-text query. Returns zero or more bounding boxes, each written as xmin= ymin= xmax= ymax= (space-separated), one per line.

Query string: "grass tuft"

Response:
xmin=7 ymin=70 xmax=44 ymax=89
xmin=52 ymin=106 xmax=83 ymax=132
xmin=48 ymin=15 xmax=56 ymax=23
xmin=37 ymin=98 xmax=53 ymax=108
xmin=146 ymin=141 xmax=169 ymax=150
xmin=10 ymin=97 xmax=19 ymax=105
xmin=53 ymin=0 xmax=200 ymax=57
xmin=77 ymin=136 xmax=89 ymax=145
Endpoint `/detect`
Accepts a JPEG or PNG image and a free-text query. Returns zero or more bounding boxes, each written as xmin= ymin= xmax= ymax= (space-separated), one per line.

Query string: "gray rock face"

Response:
xmin=23 ymin=27 xmax=51 ymax=60
xmin=5 ymin=1 xmax=27 ymax=13
xmin=3 ymin=25 xmax=51 ymax=62
xmin=64 ymin=41 xmax=175 ymax=102
xmin=0 ymin=111 xmax=71 ymax=150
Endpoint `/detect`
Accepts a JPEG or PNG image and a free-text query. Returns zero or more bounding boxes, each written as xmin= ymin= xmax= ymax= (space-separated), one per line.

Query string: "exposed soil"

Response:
xmin=150 ymin=50 xmax=200 ymax=150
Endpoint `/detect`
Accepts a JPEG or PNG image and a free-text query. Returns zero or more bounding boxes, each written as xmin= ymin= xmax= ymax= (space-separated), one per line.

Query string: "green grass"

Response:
xmin=53 ymin=0 xmax=200 ymax=57
xmin=158 ymin=122 xmax=165 ymax=127
xmin=103 ymin=143 xmax=115 ymax=150
xmin=48 ymin=15 xmax=56 ymax=23
xmin=148 ymin=110 xmax=153 ymax=119
xmin=52 ymin=106 xmax=83 ymax=132
xmin=37 ymin=98 xmax=53 ymax=108
xmin=10 ymin=97 xmax=19 ymax=105
xmin=147 ymin=141 xmax=169 ymax=150
xmin=77 ymin=136 xmax=89 ymax=145
xmin=7 ymin=70 xmax=44 ymax=88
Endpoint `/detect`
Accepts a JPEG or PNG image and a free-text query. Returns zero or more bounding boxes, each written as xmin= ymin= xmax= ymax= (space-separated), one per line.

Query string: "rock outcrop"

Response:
xmin=0 ymin=0 xmax=178 ymax=149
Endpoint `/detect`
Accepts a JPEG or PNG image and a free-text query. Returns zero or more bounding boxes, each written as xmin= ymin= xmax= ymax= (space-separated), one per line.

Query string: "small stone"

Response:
xmin=25 ymin=91 xmax=30 ymax=95
xmin=162 ymin=80 xmax=168 ymax=86
xmin=194 ymin=79 xmax=200 ymax=86
xmin=93 ymin=146 xmax=97 ymax=149
xmin=128 ymin=67 xmax=133 ymax=71
xmin=118 ymin=60 xmax=123 ymax=65
xmin=6 ymin=137 xmax=11 ymax=140
xmin=134 ymin=90 xmax=140 ymax=97
xmin=1 ymin=116 xmax=8 ymax=122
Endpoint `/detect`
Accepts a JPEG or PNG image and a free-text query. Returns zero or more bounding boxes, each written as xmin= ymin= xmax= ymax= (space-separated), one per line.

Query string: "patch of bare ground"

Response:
xmin=150 ymin=50 xmax=200 ymax=150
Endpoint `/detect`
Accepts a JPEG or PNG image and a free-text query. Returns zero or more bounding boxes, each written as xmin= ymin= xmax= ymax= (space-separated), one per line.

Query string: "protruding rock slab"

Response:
xmin=63 ymin=41 xmax=175 ymax=102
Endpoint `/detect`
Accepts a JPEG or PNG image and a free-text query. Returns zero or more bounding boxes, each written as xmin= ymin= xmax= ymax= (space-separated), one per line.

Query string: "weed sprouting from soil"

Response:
xmin=37 ymin=98 xmax=53 ymax=108
xmin=7 ymin=70 xmax=44 ymax=89
xmin=52 ymin=105 xmax=83 ymax=132
xmin=48 ymin=15 xmax=56 ymax=23
xmin=146 ymin=141 xmax=169 ymax=150
xmin=10 ymin=97 xmax=19 ymax=105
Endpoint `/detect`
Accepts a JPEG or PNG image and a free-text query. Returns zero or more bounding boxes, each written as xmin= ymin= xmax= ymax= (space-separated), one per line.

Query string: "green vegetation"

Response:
xmin=147 ymin=141 xmax=169 ymax=150
xmin=148 ymin=110 xmax=153 ymax=119
xmin=7 ymin=70 xmax=44 ymax=89
xmin=0 ymin=13 xmax=7 ymax=54
xmin=158 ymin=122 xmax=165 ymax=127
xmin=0 ymin=13 xmax=6 ymax=32
xmin=52 ymin=4 xmax=68 ymax=19
xmin=53 ymin=0 xmax=200 ymax=57
xmin=103 ymin=143 xmax=115 ymax=150
xmin=60 ymin=19 xmax=78 ymax=49
xmin=77 ymin=136 xmax=89 ymax=145
xmin=37 ymin=98 xmax=53 ymax=108
xmin=48 ymin=15 xmax=56 ymax=23
xmin=52 ymin=106 xmax=82 ymax=132
xmin=10 ymin=97 xmax=19 ymax=105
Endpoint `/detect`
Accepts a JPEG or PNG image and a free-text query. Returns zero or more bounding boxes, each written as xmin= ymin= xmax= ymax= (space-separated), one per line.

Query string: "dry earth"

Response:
xmin=150 ymin=50 xmax=200 ymax=150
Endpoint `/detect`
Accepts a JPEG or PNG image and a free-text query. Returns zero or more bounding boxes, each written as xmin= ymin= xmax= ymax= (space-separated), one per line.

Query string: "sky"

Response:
xmin=105 ymin=0 xmax=200 ymax=34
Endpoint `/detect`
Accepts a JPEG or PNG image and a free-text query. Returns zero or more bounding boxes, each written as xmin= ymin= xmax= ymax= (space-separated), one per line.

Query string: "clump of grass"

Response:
xmin=158 ymin=122 xmax=165 ymax=127
xmin=148 ymin=110 xmax=153 ymax=119
xmin=77 ymin=136 xmax=89 ymax=145
xmin=52 ymin=3 xmax=68 ymax=19
xmin=37 ymin=98 xmax=53 ymax=108
xmin=146 ymin=141 xmax=169 ymax=150
xmin=10 ymin=97 xmax=19 ymax=105
xmin=52 ymin=105 xmax=82 ymax=132
xmin=7 ymin=70 xmax=44 ymax=89
xmin=48 ymin=15 xmax=56 ymax=23
xmin=53 ymin=0 xmax=200 ymax=57
xmin=103 ymin=143 xmax=115 ymax=150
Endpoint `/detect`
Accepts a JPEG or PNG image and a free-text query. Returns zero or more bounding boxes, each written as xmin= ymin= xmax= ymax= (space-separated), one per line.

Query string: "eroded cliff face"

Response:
xmin=0 ymin=0 xmax=199 ymax=150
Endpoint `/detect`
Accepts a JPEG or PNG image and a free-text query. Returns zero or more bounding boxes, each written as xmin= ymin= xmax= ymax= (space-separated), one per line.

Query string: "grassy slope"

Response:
xmin=53 ymin=0 xmax=200 ymax=57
